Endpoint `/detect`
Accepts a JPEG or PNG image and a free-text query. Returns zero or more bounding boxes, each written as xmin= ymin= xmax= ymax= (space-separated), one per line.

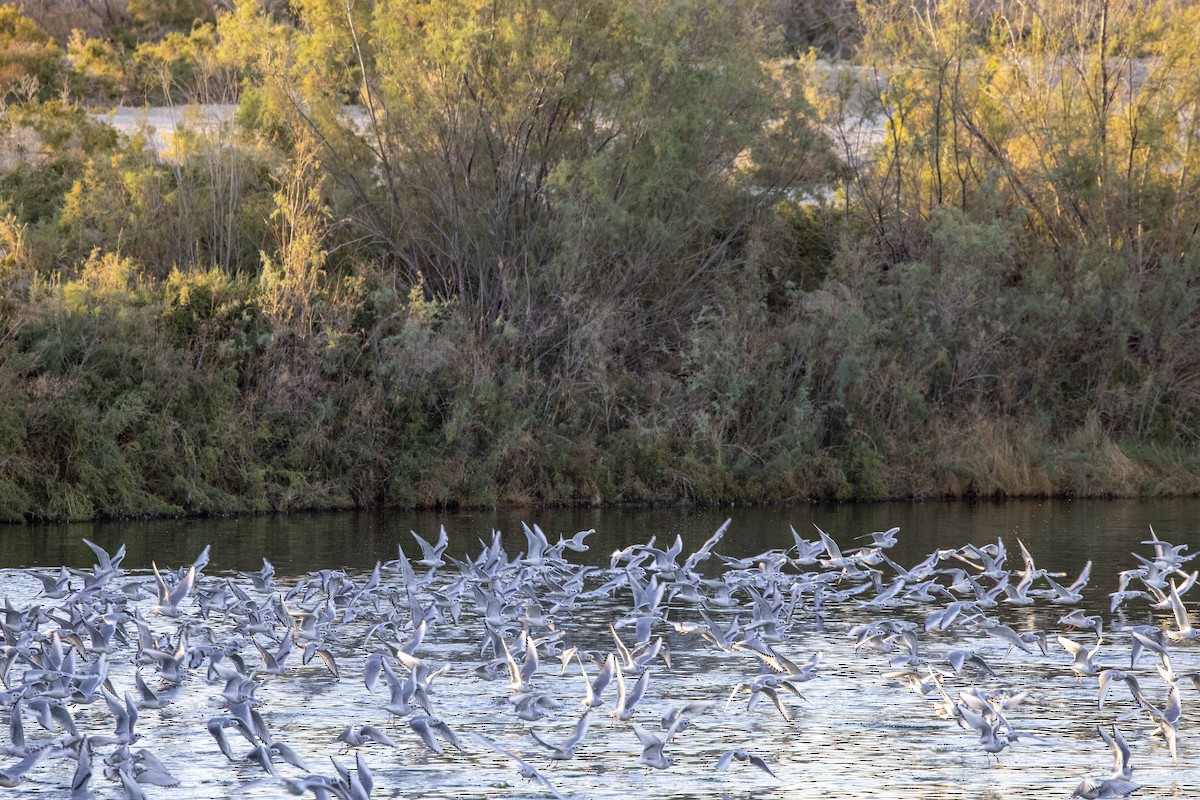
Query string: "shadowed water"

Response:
xmin=2 ymin=499 xmax=1199 ymax=798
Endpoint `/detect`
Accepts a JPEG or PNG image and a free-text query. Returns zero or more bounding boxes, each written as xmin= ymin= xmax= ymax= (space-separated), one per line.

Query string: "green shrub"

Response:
xmin=0 ymin=9 xmax=65 ymax=102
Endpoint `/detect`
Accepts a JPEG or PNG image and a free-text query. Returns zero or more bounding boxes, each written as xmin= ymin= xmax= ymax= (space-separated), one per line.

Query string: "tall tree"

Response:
xmin=223 ymin=0 xmax=832 ymax=346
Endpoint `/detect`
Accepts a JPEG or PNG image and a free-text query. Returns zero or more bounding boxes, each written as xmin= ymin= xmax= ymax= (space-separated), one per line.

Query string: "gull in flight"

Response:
xmin=530 ymin=711 xmax=591 ymax=761
xmin=1073 ymin=725 xmax=1139 ymax=798
xmin=471 ymin=733 xmax=566 ymax=799
xmin=1058 ymin=635 xmax=1103 ymax=679
xmin=716 ymin=748 xmax=778 ymax=778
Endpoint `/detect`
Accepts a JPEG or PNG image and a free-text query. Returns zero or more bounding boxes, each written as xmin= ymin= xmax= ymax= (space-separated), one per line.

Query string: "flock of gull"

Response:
xmin=0 ymin=519 xmax=1198 ymax=798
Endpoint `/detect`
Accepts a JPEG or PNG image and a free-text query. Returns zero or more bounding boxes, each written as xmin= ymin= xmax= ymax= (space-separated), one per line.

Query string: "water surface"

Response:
xmin=2 ymin=499 xmax=1199 ymax=799
xmin=6 ymin=497 xmax=1198 ymax=576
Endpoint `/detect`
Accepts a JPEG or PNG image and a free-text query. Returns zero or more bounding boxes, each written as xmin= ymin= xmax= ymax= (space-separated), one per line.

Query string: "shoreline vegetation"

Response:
xmin=6 ymin=1 xmax=1200 ymax=523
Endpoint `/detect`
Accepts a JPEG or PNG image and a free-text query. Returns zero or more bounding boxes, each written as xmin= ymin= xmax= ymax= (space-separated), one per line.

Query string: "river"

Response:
xmin=5 ymin=497 xmax=1197 ymax=578
xmin=1 ymin=498 xmax=1198 ymax=798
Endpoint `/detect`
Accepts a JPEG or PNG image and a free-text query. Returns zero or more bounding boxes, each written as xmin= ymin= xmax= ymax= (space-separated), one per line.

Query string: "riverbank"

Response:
xmin=4 ymin=257 xmax=1200 ymax=524
xmin=6 ymin=3 xmax=1200 ymax=523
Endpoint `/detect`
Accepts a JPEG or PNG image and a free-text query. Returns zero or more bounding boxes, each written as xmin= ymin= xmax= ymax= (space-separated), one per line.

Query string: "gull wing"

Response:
xmin=561 ymin=710 xmax=592 ymax=751
xmin=1168 ymin=581 xmax=1194 ymax=634
xmin=715 ymin=749 xmax=739 ymax=771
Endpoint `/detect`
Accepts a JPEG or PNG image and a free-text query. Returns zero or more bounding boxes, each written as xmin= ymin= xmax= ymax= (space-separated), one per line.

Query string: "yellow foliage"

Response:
xmin=0 ymin=207 xmax=29 ymax=280
xmin=258 ymin=138 xmax=328 ymax=336
xmin=62 ymin=250 xmax=144 ymax=314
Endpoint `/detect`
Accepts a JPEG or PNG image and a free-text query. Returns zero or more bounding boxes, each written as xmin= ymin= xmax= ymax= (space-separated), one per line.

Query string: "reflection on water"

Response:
xmin=6 ymin=497 xmax=1200 ymax=576
xmin=1 ymin=499 xmax=1199 ymax=799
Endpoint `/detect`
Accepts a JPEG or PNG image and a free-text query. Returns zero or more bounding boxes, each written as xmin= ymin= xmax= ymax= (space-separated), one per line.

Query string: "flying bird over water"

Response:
xmin=2 ymin=518 xmax=1200 ymax=799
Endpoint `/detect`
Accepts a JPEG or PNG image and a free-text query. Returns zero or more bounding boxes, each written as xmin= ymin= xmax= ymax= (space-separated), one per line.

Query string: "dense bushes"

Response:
xmin=5 ymin=1 xmax=1200 ymax=522
xmin=0 ymin=9 xmax=67 ymax=103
